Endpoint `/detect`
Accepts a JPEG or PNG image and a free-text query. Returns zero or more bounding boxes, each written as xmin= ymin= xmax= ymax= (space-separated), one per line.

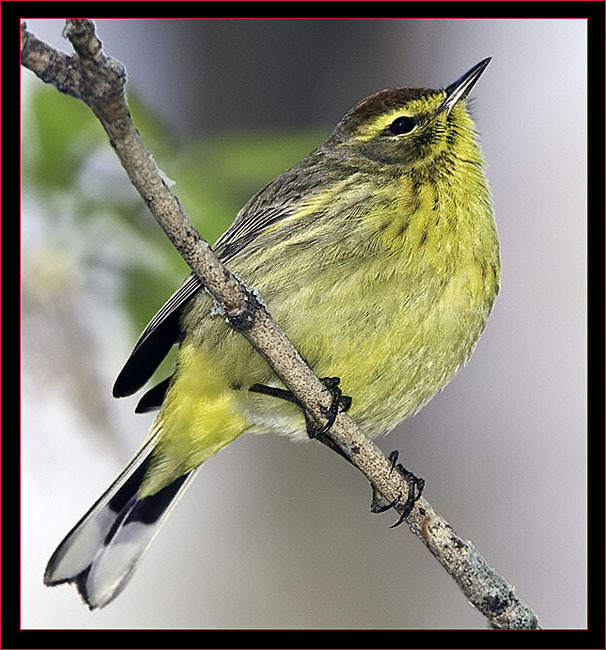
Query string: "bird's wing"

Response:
xmin=112 ymin=273 xmax=200 ymax=398
xmin=112 ymin=200 xmax=299 ymax=398
xmin=212 ymin=202 xmax=295 ymax=262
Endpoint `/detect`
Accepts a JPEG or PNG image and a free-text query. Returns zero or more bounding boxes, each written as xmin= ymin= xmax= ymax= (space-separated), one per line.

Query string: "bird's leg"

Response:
xmin=249 ymin=377 xmax=352 ymax=439
xmin=370 ymin=450 xmax=425 ymax=527
xmin=249 ymin=380 xmax=355 ymax=465
xmin=248 ymin=383 xmax=298 ymax=404
xmin=250 ymin=381 xmax=425 ymax=525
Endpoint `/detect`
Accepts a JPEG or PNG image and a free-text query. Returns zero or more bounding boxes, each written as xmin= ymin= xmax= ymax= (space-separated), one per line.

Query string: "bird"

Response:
xmin=44 ymin=58 xmax=500 ymax=609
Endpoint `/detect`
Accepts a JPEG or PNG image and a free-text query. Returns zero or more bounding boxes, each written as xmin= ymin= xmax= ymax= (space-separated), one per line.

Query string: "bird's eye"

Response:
xmin=389 ymin=116 xmax=417 ymax=135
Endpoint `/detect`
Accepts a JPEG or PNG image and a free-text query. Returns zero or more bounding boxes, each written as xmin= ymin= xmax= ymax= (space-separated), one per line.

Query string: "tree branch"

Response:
xmin=21 ymin=19 xmax=540 ymax=629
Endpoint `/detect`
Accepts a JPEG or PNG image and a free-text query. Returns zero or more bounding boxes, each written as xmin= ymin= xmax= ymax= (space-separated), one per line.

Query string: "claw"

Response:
xmin=388 ymin=450 xmax=399 ymax=474
xmin=306 ymin=376 xmax=352 ymax=439
xmin=371 ymin=450 xmax=425 ymax=527
xmin=390 ymin=470 xmax=425 ymax=528
xmin=370 ymin=485 xmax=401 ymax=514
xmin=339 ymin=394 xmax=353 ymax=412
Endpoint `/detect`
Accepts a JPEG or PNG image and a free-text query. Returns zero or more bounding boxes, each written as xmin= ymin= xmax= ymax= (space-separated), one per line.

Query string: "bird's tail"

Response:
xmin=44 ymin=432 xmax=198 ymax=609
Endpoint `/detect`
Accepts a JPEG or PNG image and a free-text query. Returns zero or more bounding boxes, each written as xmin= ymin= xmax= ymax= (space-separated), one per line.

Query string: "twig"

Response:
xmin=21 ymin=19 xmax=540 ymax=629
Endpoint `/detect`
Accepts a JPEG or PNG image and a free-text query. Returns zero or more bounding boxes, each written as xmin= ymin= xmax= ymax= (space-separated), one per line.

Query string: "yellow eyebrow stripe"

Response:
xmin=353 ymin=109 xmax=412 ymax=142
xmin=351 ymin=93 xmax=446 ymax=142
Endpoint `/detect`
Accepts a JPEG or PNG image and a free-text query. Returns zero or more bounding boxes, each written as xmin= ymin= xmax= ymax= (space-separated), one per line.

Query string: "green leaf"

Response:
xmin=23 ymin=85 xmax=105 ymax=190
xmin=173 ymin=130 xmax=323 ymax=243
xmin=23 ymin=81 xmax=325 ymax=334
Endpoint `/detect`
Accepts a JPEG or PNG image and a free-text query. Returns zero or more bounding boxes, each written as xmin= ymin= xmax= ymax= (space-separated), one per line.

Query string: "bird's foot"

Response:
xmin=249 ymin=377 xmax=352 ymax=439
xmin=370 ymin=450 xmax=425 ymax=527
xmin=305 ymin=376 xmax=352 ymax=439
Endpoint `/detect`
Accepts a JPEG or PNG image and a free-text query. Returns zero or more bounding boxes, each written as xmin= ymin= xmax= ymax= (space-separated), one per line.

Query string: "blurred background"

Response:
xmin=21 ymin=19 xmax=586 ymax=629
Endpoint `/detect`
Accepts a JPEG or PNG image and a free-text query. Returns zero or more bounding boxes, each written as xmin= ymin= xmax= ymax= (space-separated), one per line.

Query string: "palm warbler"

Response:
xmin=45 ymin=58 xmax=500 ymax=608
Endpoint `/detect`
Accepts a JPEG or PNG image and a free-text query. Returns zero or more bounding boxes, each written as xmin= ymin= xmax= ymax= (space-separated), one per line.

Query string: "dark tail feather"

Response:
xmin=135 ymin=375 xmax=173 ymax=413
xmin=44 ymin=434 xmax=198 ymax=609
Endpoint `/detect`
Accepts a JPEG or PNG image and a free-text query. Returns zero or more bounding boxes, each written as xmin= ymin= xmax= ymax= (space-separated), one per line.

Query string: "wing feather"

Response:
xmin=112 ymin=274 xmax=200 ymax=397
xmin=113 ymin=198 xmax=299 ymax=399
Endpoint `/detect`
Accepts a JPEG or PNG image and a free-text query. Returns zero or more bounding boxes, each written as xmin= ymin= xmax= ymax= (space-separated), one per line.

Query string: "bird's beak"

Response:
xmin=437 ymin=57 xmax=491 ymax=115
